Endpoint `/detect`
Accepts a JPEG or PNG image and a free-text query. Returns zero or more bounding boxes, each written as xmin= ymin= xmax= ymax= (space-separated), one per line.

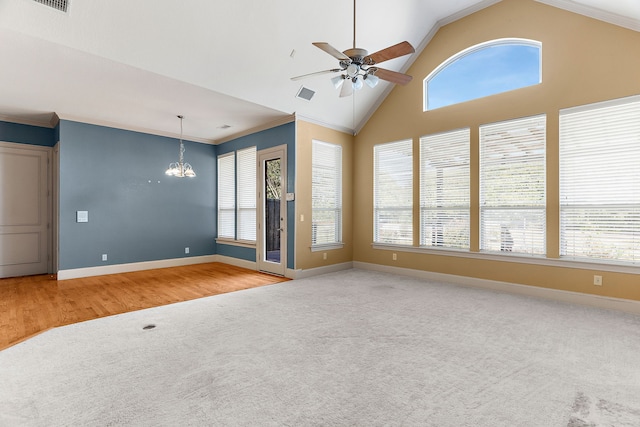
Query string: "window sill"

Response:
xmin=216 ymin=238 xmax=256 ymax=249
xmin=371 ymin=243 xmax=639 ymax=275
xmin=310 ymin=243 xmax=345 ymax=252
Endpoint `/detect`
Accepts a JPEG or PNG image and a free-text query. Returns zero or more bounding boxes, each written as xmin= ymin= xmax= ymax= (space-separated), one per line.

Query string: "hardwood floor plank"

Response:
xmin=0 ymin=263 xmax=288 ymax=350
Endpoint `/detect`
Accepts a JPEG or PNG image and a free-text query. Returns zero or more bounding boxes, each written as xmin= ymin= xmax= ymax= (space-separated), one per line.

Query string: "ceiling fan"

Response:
xmin=291 ymin=0 xmax=415 ymax=97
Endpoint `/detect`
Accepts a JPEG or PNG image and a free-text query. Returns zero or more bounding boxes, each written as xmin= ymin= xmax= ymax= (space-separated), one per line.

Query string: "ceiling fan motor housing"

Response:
xmin=343 ymin=48 xmax=369 ymax=65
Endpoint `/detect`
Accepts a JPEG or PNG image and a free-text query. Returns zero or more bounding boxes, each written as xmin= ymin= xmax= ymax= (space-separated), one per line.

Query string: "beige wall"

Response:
xmin=353 ymin=0 xmax=640 ymax=300
xmin=295 ymin=120 xmax=354 ymax=270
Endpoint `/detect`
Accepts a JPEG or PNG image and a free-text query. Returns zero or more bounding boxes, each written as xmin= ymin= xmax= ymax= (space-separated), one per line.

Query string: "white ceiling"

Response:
xmin=0 ymin=0 xmax=638 ymax=144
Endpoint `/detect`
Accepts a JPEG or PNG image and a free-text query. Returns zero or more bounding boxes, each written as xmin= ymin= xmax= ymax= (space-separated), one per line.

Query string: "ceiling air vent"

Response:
xmin=33 ymin=0 xmax=68 ymax=12
xmin=296 ymin=86 xmax=315 ymax=101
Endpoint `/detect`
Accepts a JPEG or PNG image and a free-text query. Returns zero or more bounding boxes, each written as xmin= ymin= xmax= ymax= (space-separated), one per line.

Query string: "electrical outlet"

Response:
xmin=185 ymin=247 xmax=190 ymax=254
xmin=102 ymin=254 xmax=107 ymax=261
xmin=392 ymin=253 xmax=397 ymax=261
xmin=323 ymin=252 xmax=327 ymax=260
xmin=593 ymin=275 xmax=602 ymax=286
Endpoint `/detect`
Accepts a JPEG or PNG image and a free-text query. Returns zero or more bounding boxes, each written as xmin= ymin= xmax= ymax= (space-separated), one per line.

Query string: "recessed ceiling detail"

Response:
xmin=32 ymin=0 xmax=68 ymax=13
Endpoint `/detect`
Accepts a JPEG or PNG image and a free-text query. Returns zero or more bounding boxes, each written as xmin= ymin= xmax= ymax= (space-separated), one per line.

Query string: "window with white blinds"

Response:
xmin=374 ymin=139 xmax=413 ymax=245
xmin=236 ymin=147 xmax=257 ymax=241
xmin=480 ymin=115 xmax=546 ymax=255
xmin=217 ymin=153 xmax=235 ymax=239
xmin=312 ymin=140 xmax=342 ymax=247
xmin=559 ymin=96 xmax=640 ymax=264
xmin=420 ymin=129 xmax=470 ymax=249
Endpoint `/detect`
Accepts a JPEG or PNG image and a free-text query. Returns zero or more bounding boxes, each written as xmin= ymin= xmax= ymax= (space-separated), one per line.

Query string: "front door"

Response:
xmin=257 ymin=146 xmax=287 ymax=276
xmin=0 ymin=142 xmax=50 ymax=278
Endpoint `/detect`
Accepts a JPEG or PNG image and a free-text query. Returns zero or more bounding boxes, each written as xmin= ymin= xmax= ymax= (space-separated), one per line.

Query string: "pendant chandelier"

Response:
xmin=165 ymin=115 xmax=196 ymax=178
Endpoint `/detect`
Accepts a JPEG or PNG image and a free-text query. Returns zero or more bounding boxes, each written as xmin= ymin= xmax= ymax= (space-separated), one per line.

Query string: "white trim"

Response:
xmin=57 ymin=255 xmax=218 ymax=280
xmin=215 ymin=255 xmax=256 ymax=271
xmin=215 ymin=115 xmax=295 ymax=145
xmin=535 ymin=0 xmax=640 ymax=32
xmin=216 ymin=238 xmax=256 ymax=249
xmin=0 ymin=113 xmax=56 ymax=129
xmin=371 ymin=243 xmax=640 ymax=275
xmin=353 ymin=261 xmax=640 ymax=316
xmin=56 ymin=113 xmax=217 ymax=145
xmin=295 ymin=114 xmax=354 ymax=136
xmin=560 ymin=94 xmax=640 ymax=116
xmin=310 ymin=243 xmax=344 ymax=252
xmin=291 ymin=262 xmax=354 ymax=280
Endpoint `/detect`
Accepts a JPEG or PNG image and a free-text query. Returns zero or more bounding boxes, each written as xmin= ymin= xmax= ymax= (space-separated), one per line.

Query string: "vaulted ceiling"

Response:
xmin=0 ymin=0 xmax=638 ymax=144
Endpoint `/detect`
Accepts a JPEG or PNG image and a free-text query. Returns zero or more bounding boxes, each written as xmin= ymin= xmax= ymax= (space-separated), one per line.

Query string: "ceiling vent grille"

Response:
xmin=33 ymin=0 xmax=68 ymax=12
xmin=296 ymin=87 xmax=315 ymax=101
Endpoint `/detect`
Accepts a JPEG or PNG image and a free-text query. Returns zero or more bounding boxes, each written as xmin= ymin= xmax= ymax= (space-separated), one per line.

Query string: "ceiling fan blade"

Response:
xmin=339 ymin=80 xmax=353 ymax=97
xmin=372 ymin=68 xmax=413 ymax=86
xmin=312 ymin=42 xmax=351 ymax=61
xmin=365 ymin=41 xmax=415 ymax=65
xmin=291 ymin=69 xmax=342 ymax=81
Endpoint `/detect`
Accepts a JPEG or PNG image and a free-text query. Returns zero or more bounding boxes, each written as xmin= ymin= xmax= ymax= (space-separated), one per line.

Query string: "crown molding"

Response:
xmin=294 ymin=113 xmax=354 ymax=136
xmin=55 ymin=113 xmax=217 ymax=145
xmin=536 ymin=0 xmax=640 ymax=32
xmin=214 ymin=114 xmax=296 ymax=145
xmin=0 ymin=113 xmax=56 ymax=128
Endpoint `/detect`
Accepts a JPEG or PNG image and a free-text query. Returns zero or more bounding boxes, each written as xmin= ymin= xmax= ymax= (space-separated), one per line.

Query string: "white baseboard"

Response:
xmin=57 ymin=255 xmax=219 ymax=280
xmin=353 ymin=261 xmax=640 ymax=316
xmin=291 ymin=262 xmax=354 ymax=279
xmin=215 ymin=255 xmax=257 ymax=271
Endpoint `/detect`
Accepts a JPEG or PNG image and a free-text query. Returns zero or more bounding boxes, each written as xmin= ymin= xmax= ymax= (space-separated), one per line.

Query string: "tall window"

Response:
xmin=560 ymin=96 xmax=640 ymax=264
xmin=420 ymin=129 xmax=470 ymax=249
xmin=217 ymin=153 xmax=235 ymax=239
xmin=374 ymin=139 xmax=413 ymax=245
xmin=480 ymin=115 xmax=546 ymax=255
xmin=312 ymin=140 xmax=342 ymax=247
xmin=425 ymin=39 xmax=541 ymax=111
xmin=217 ymin=147 xmax=257 ymax=242
xmin=236 ymin=147 xmax=257 ymax=242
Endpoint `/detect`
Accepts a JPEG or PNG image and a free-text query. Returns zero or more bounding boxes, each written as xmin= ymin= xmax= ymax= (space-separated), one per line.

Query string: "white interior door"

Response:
xmin=0 ymin=142 xmax=50 ymax=278
xmin=257 ymin=146 xmax=287 ymax=276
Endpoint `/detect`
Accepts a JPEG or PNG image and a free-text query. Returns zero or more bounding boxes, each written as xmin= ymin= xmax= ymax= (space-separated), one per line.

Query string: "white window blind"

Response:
xmin=374 ymin=139 xmax=413 ymax=245
xmin=312 ymin=140 xmax=342 ymax=246
xmin=217 ymin=153 xmax=235 ymax=239
xmin=237 ymin=147 xmax=257 ymax=242
xmin=420 ymin=129 xmax=470 ymax=249
xmin=560 ymin=96 xmax=640 ymax=264
xmin=480 ymin=115 xmax=546 ymax=255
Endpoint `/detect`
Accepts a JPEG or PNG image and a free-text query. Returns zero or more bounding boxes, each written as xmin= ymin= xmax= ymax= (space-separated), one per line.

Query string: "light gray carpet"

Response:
xmin=1 ymin=269 xmax=640 ymax=426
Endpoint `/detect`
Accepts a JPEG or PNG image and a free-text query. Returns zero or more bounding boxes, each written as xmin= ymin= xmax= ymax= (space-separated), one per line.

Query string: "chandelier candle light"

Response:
xmin=165 ymin=115 xmax=196 ymax=178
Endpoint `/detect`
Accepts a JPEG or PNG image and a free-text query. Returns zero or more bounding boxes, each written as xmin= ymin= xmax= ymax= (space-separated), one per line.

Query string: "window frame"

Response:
xmin=479 ymin=114 xmax=547 ymax=256
xmin=424 ymin=38 xmax=542 ymax=111
xmin=419 ymin=128 xmax=470 ymax=250
xmin=311 ymin=140 xmax=344 ymax=251
xmin=373 ymin=139 xmax=414 ymax=246
xmin=559 ymin=95 xmax=640 ymax=266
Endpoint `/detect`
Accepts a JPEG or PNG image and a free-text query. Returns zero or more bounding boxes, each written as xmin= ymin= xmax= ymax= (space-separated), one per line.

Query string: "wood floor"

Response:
xmin=0 ymin=262 xmax=288 ymax=351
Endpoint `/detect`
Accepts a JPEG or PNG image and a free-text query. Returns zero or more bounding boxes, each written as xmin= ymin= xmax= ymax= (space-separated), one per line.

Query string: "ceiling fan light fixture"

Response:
xmin=352 ymin=76 xmax=363 ymax=90
xmin=364 ymin=73 xmax=379 ymax=88
xmin=331 ymin=75 xmax=345 ymax=89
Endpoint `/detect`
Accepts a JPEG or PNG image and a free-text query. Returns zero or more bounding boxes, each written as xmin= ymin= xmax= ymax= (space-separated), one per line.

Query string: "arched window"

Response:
xmin=424 ymin=38 xmax=541 ymax=111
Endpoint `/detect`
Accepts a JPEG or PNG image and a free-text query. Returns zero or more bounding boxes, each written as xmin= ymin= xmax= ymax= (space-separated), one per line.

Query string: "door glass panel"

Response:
xmin=264 ymin=158 xmax=281 ymax=263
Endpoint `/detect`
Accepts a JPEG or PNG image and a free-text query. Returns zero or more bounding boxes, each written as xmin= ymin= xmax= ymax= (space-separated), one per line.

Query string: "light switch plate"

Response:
xmin=76 ymin=211 xmax=88 ymax=223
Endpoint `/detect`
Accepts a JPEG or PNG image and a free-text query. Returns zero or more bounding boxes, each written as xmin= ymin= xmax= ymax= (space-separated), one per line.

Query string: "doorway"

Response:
xmin=257 ymin=146 xmax=287 ymax=276
xmin=0 ymin=142 xmax=51 ymax=278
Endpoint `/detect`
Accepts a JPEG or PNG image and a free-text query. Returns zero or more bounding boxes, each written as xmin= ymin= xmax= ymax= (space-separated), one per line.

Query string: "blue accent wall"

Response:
xmin=216 ymin=122 xmax=296 ymax=269
xmin=0 ymin=120 xmax=55 ymax=146
xmin=58 ymin=120 xmax=217 ymax=270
